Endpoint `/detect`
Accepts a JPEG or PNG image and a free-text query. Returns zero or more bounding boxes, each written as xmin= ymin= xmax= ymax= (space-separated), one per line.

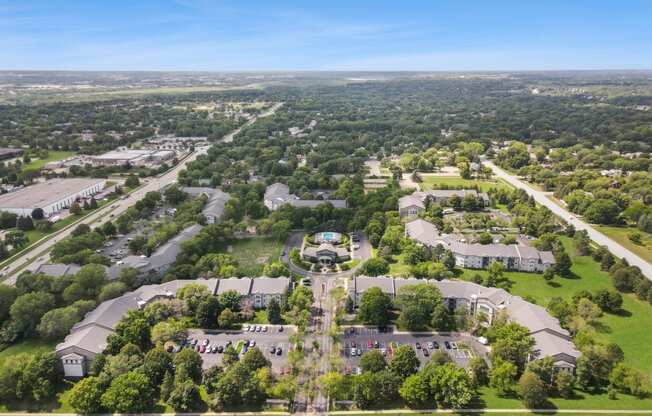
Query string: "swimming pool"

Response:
xmin=314 ymin=231 xmax=343 ymax=244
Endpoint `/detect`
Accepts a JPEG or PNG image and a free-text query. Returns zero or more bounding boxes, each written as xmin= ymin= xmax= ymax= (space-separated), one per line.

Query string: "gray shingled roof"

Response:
xmin=250 ymin=277 xmax=290 ymax=294
xmin=355 ymin=276 xmax=395 ymax=295
xmin=531 ymin=331 xmax=580 ymax=361
xmin=55 ymin=325 xmax=114 ymax=355
xmin=398 ymin=195 xmax=425 ymax=210
xmin=264 ymin=183 xmax=290 ymax=200
xmin=288 ymin=199 xmax=347 ymax=209
xmin=72 ymin=295 xmax=141 ymax=332
xmin=35 ymin=263 xmax=82 ymax=277
xmin=203 ymin=189 xmax=230 ymax=219
xmin=216 ymin=278 xmax=252 ymax=295
xmin=405 ymin=219 xmax=451 ymax=248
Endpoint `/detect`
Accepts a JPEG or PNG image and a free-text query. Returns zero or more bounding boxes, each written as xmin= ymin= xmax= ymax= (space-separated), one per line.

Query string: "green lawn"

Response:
xmin=596 ymin=225 xmax=652 ymax=264
xmin=21 ymin=151 xmax=77 ymax=172
xmin=475 ymin=386 xmax=652 ymax=410
xmin=229 ymin=237 xmax=284 ymax=276
xmin=0 ymin=338 xmax=56 ymax=365
xmin=460 ymin=236 xmax=652 ymax=376
xmin=421 ymin=176 xmax=513 ymax=192
xmin=388 ymin=252 xmax=412 ymax=277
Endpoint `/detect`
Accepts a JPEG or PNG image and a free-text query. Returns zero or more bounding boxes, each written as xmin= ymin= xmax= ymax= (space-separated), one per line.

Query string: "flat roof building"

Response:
xmin=0 ymin=178 xmax=105 ymax=217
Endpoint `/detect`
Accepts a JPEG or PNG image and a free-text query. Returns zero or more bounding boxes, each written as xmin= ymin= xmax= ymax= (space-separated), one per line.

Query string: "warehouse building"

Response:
xmin=0 ymin=178 xmax=105 ymax=217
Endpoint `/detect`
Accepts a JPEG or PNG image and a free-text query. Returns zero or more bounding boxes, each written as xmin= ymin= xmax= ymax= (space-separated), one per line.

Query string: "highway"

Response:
xmin=483 ymin=159 xmax=652 ymax=280
xmin=1 ymin=102 xmax=282 ymax=285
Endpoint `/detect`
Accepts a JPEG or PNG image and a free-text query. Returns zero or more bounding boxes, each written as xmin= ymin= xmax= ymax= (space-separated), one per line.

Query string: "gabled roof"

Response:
xmin=203 ymin=189 xmax=230 ymax=218
xmin=405 ymin=219 xmax=451 ymax=248
xmin=531 ymin=331 xmax=580 ymax=362
xmin=72 ymin=294 xmax=140 ymax=332
xmin=288 ymin=199 xmax=347 ymax=209
xmin=355 ymin=276 xmax=395 ymax=295
xmin=35 ymin=263 xmax=82 ymax=277
xmin=56 ymin=325 xmax=114 ymax=355
xmin=216 ymin=278 xmax=252 ymax=296
xmin=398 ymin=195 xmax=425 ymax=210
xmin=250 ymin=277 xmax=290 ymax=295
xmin=264 ymin=183 xmax=290 ymax=200
xmin=505 ymin=296 xmax=570 ymax=338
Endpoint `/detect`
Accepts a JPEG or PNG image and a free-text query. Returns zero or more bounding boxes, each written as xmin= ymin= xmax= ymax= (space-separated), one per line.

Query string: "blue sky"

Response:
xmin=2 ymin=0 xmax=652 ymax=71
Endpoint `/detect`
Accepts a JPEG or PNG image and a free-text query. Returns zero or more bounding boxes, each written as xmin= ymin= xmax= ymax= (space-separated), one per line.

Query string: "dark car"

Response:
xmin=276 ymin=347 xmax=283 ymax=356
xmin=415 ymin=342 xmax=421 ymax=349
xmin=374 ymin=340 xmax=380 ymax=348
xmin=217 ymin=345 xmax=224 ymax=353
xmin=270 ymin=346 xmax=277 ymax=354
xmin=423 ymin=348 xmax=430 ymax=357
xmin=444 ymin=341 xmax=451 ymax=349
xmin=433 ymin=341 xmax=440 ymax=349
xmin=278 ymin=326 xmax=284 ymax=332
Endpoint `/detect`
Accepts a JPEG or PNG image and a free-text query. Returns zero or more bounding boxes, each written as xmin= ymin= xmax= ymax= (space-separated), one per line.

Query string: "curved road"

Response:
xmin=483 ymin=159 xmax=652 ymax=280
xmin=1 ymin=103 xmax=283 ymax=285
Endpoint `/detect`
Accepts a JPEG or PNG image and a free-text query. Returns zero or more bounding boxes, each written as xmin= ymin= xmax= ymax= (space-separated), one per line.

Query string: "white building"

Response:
xmin=0 ymin=178 xmax=105 ymax=217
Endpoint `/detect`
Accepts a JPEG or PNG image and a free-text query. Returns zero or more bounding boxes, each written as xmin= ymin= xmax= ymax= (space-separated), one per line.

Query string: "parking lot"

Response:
xmin=340 ymin=326 xmax=486 ymax=374
xmin=187 ymin=325 xmax=295 ymax=374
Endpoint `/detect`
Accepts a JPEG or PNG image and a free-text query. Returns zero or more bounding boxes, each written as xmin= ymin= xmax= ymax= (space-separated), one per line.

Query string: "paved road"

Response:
xmin=483 ymin=159 xmax=652 ymax=280
xmin=1 ymin=103 xmax=283 ymax=285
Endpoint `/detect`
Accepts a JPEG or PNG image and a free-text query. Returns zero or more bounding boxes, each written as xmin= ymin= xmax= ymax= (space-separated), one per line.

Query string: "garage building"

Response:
xmin=0 ymin=178 xmax=105 ymax=217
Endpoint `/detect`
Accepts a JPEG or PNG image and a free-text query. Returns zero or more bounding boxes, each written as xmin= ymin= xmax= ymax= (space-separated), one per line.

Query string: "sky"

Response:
xmin=2 ymin=0 xmax=652 ymax=71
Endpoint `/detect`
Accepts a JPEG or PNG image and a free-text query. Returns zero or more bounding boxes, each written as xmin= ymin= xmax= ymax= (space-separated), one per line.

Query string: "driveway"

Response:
xmin=483 ymin=159 xmax=652 ymax=281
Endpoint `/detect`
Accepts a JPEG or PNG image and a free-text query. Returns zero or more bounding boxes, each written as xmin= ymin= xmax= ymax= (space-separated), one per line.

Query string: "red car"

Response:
xmin=367 ymin=340 xmax=373 ymax=348
xmin=199 ymin=345 xmax=206 ymax=353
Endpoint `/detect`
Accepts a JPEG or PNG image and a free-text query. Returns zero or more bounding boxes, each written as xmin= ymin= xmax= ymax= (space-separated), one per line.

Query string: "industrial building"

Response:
xmin=0 ymin=178 xmax=105 ymax=217
xmin=89 ymin=149 xmax=175 ymax=167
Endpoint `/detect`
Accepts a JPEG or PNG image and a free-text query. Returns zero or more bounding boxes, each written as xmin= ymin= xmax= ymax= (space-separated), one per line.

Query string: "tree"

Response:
xmin=468 ymin=357 xmax=489 ymax=387
xmin=487 ymin=261 xmax=505 ymax=285
xmin=517 ymin=370 xmax=548 ymax=408
xmin=242 ymin=347 xmax=271 ymax=371
xmin=173 ymin=348 xmax=203 ymax=384
xmin=429 ymin=362 xmax=475 ymax=408
xmin=101 ymin=371 xmax=156 ymax=413
xmin=0 ymin=285 xmax=18 ymax=325
xmin=118 ymin=267 xmax=140 ymax=289
xmin=490 ymin=360 xmax=518 ymax=395
xmin=555 ymin=371 xmax=576 ymax=399
xmin=593 ymin=289 xmax=623 ymax=313
xmin=555 ymin=251 xmax=573 ymax=277
xmin=160 ymin=370 xmax=174 ymax=402
xmin=389 ymin=345 xmax=420 ymax=380
xmin=177 ymin=284 xmax=211 ymax=315
xmin=357 ymin=287 xmax=393 ymax=327
xmin=142 ymin=347 xmax=172 ymax=386
xmin=576 ymin=298 xmax=602 ymax=324
xmin=489 ymin=322 xmax=535 ymax=372
xmin=167 ymin=380 xmax=201 ymax=411
xmin=262 ymin=261 xmax=289 ymax=278
xmin=125 ymin=175 xmax=140 ymax=188
xmin=270 ymin=219 xmax=292 ymax=241
xmin=584 ymin=199 xmax=621 ymax=225
xmin=359 ymin=350 xmax=387 ymax=373
xmin=70 ymin=202 xmax=82 ymax=215
xmin=68 ymin=376 xmax=105 ymax=414
xmin=218 ymin=308 xmax=237 ymax=328
xmin=10 ymin=292 xmax=55 ymax=336
xmin=218 ymin=290 xmax=242 ymax=312
xmin=16 ymin=215 xmax=34 ymax=231
xmin=164 ymin=185 xmax=188 ymax=205
xmin=359 ymin=257 xmax=389 ymax=276
xmin=5 ymin=230 xmax=27 ymax=249
xmin=196 ymin=296 xmax=222 ymax=328
xmin=399 ymin=373 xmax=430 ymax=407
xmin=37 ymin=300 xmax=95 ymax=339
xmin=31 ymin=208 xmax=44 ymax=220
xmin=63 ymin=264 xmax=107 ymax=303
xmin=222 ymin=345 xmax=239 ymax=367
xmin=319 ymin=371 xmax=348 ymax=401
xmin=395 ymin=283 xmax=443 ymax=331
xmin=267 ymin=298 xmax=282 ymax=324
xmin=99 ymin=281 xmax=128 ymax=302
xmin=101 ymin=221 xmax=117 ymax=237
xmin=526 ymin=357 xmax=555 ymax=392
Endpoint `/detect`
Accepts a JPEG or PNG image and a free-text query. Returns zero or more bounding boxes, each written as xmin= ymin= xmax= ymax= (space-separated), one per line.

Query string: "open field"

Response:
xmin=21 ymin=151 xmax=77 ymax=171
xmin=421 ymin=176 xmax=513 ymax=192
xmin=229 ymin=236 xmax=285 ymax=276
xmin=596 ymin=225 xmax=652 ymax=264
xmin=460 ymin=237 xmax=652 ymax=376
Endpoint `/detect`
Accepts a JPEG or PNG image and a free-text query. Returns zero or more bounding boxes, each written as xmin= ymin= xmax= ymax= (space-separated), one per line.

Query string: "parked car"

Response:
xmin=276 ymin=347 xmax=283 ymax=356
xmin=415 ymin=342 xmax=421 ymax=349
xmin=262 ymin=326 xmax=268 ymax=332
xmin=270 ymin=346 xmax=276 ymax=354
xmin=278 ymin=326 xmax=284 ymax=332
xmin=202 ymin=339 xmax=209 ymax=346
xmin=255 ymin=326 xmax=262 ymax=332
xmin=217 ymin=345 xmax=224 ymax=353
xmin=199 ymin=345 xmax=206 ymax=353
xmin=374 ymin=340 xmax=380 ymax=348
xmin=444 ymin=341 xmax=451 ymax=349
xmin=244 ymin=324 xmax=250 ymax=331
xmin=427 ymin=342 xmax=434 ymax=349
xmin=423 ymin=348 xmax=430 ymax=357
xmin=433 ymin=341 xmax=440 ymax=349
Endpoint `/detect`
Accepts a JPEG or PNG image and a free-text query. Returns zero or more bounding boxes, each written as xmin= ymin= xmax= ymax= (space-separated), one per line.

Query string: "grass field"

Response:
xmin=421 ymin=176 xmax=513 ymax=192
xmin=21 ymin=151 xmax=76 ymax=171
xmin=229 ymin=237 xmax=285 ymax=276
xmin=596 ymin=225 xmax=652 ymax=264
xmin=0 ymin=338 xmax=56 ymax=365
xmin=460 ymin=236 xmax=652 ymax=376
